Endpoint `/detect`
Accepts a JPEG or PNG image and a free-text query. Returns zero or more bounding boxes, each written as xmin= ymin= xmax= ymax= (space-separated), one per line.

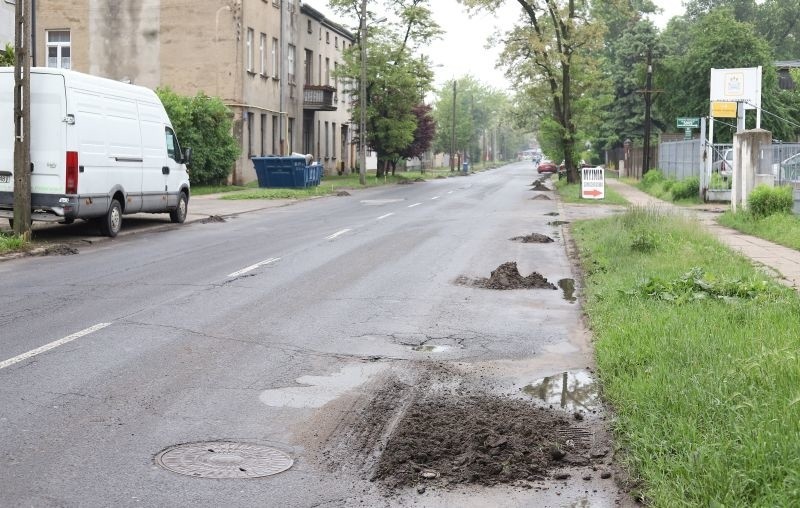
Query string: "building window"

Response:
xmin=334 ymin=62 xmax=339 ymax=97
xmin=272 ymin=115 xmax=279 ymax=154
xmin=287 ymin=44 xmax=296 ymax=84
xmin=288 ymin=118 xmax=295 ymax=152
xmin=325 ymin=57 xmax=330 ymax=86
xmin=307 ymin=19 xmax=312 ymax=33
xmin=304 ymin=49 xmax=313 ymax=85
xmin=247 ymin=112 xmax=254 ymax=157
xmin=259 ymin=33 xmax=266 ymax=75
xmin=325 ymin=122 xmax=329 ymax=158
xmin=46 ymin=30 xmax=71 ymax=69
xmin=246 ymin=28 xmax=254 ymax=72
xmin=318 ymin=55 xmax=322 ymax=86
xmin=326 ymin=31 xmax=330 ymax=44
xmin=335 ymin=36 xmax=338 ymax=48
xmin=333 ymin=122 xmax=336 ymax=158
xmin=261 ymin=114 xmax=267 ymax=156
xmin=271 ymin=38 xmax=279 ymax=78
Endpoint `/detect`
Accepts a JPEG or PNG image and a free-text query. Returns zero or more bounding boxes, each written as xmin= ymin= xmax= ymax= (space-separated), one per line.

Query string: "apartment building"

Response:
xmin=1 ymin=0 xmax=13 ymax=48
xmin=33 ymin=0 xmax=355 ymax=184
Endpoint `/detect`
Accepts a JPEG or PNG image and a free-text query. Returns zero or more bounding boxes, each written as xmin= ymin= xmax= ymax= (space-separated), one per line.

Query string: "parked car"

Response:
xmin=712 ymin=148 xmax=733 ymax=177
xmin=772 ymin=152 xmax=800 ymax=182
xmin=537 ymin=159 xmax=558 ymax=174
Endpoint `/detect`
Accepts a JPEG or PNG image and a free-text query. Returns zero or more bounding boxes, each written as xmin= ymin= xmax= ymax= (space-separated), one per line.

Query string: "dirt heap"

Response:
xmin=398 ymin=179 xmax=413 ymax=185
xmin=414 ymin=177 xmax=425 ymax=182
xmin=530 ymin=180 xmax=551 ymax=191
xmin=510 ymin=233 xmax=554 ymax=244
xmin=41 ymin=245 xmax=79 ymax=256
xmin=201 ymin=215 xmax=226 ymax=224
xmin=478 ymin=262 xmax=557 ymax=290
xmin=531 ymin=194 xmax=552 ymax=200
xmin=373 ymin=394 xmax=594 ymax=488
xmin=336 ymin=190 xmax=352 ymax=196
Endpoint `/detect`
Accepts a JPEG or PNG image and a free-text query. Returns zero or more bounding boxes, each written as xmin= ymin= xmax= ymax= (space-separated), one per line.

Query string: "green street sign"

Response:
xmin=684 ymin=127 xmax=692 ymax=140
xmin=677 ymin=117 xmax=700 ymax=129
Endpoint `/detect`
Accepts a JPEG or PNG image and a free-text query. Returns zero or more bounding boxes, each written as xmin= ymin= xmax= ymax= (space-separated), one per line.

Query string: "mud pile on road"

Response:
xmin=41 ymin=245 xmax=79 ymax=256
xmin=530 ymin=180 xmax=551 ymax=191
xmin=531 ymin=194 xmax=552 ymax=200
xmin=373 ymin=394 xmax=596 ymax=488
xmin=510 ymin=233 xmax=554 ymax=244
xmin=336 ymin=190 xmax=351 ymax=196
xmin=466 ymin=262 xmax=557 ymax=290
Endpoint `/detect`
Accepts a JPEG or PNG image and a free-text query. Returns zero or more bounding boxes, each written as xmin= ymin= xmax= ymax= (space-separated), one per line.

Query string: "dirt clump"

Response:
xmin=40 ymin=244 xmax=79 ymax=256
xmin=462 ymin=262 xmax=557 ymax=290
xmin=530 ymin=181 xmax=551 ymax=191
xmin=510 ymin=233 xmax=554 ymax=244
xmin=414 ymin=177 xmax=425 ymax=182
xmin=548 ymin=220 xmax=570 ymax=226
xmin=530 ymin=194 xmax=552 ymax=200
xmin=373 ymin=394 xmax=594 ymax=488
xmin=336 ymin=190 xmax=352 ymax=196
xmin=201 ymin=215 xmax=226 ymax=224
xmin=398 ymin=179 xmax=413 ymax=185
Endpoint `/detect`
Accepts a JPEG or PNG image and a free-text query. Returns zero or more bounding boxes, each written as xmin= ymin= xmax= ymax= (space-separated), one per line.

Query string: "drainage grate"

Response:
xmin=155 ymin=441 xmax=293 ymax=479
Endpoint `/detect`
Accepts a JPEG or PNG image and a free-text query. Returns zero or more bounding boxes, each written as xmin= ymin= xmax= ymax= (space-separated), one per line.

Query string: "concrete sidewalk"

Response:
xmin=603 ymin=178 xmax=800 ymax=290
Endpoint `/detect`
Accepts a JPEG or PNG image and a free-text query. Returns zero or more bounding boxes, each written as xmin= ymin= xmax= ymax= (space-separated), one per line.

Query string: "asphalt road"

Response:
xmin=0 ymin=162 xmax=625 ymax=507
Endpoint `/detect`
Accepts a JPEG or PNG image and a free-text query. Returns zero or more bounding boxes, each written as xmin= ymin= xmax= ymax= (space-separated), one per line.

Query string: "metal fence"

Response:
xmin=657 ymin=139 xmax=702 ymax=181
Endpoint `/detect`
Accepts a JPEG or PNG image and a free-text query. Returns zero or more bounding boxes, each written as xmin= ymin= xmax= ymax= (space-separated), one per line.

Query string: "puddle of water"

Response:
xmin=558 ymin=278 xmax=577 ymax=302
xmin=548 ymin=220 xmax=570 ymax=226
xmin=521 ymin=370 xmax=599 ymax=412
xmin=410 ymin=345 xmax=451 ymax=353
xmin=544 ymin=212 xmax=560 ymax=216
xmin=259 ymin=363 xmax=385 ymax=408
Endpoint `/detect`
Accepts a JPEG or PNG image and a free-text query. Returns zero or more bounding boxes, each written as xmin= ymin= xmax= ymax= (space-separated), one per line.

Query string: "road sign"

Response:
xmin=581 ymin=167 xmax=605 ymax=200
xmin=711 ymin=101 xmax=737 ymax=118
xmin=676 ymin=117 xmax=700 ymax=129
xmin=684 ymin=127 xmax=692 ymax=140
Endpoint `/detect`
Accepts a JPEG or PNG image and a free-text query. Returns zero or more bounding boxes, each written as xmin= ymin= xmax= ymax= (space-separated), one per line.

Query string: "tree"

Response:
xmin=0 ymin=43 xmax=14 ymax=67
xmin=398 ymin=103 xmax=436 ymax=166
xmin=329 ymin=0 xmax=441 ymax=178
xmin=461 ymin=0 xmax=605 ymax=183
xmin=156 ymin=88 xmax=240 ymax=185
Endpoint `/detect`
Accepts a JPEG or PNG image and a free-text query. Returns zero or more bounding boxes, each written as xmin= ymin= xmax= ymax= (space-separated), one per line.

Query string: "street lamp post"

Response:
xmin=450 ymin=79 xmax=456 ymax=172
xmin=358 ymin=0 xmax=367 ymax=186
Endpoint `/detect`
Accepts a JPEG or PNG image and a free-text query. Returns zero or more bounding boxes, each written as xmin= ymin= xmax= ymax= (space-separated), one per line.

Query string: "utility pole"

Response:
xmin=14 ymin=0 xmax=32 ymax=239
xmin=450 ymin=79 xmax=456 ymax=172
xmin=358 ymin=0 xmax=367 ymax=186
xmin=642 ymin=48 xmax=653 ymax=176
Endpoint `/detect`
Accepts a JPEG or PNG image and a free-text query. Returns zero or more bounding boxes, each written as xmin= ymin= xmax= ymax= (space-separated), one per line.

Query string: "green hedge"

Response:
xmin=748 ymin=184 xmax=794 ymax=218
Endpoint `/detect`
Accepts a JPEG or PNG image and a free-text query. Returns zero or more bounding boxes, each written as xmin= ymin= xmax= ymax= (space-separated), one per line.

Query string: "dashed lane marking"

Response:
xmin=325 ymin=228 xmax=352 ymax=241
xmin=0 ymin=323 xmax=112 ymax=371
xmin=227 ymin=257 xmax=281 ymax=278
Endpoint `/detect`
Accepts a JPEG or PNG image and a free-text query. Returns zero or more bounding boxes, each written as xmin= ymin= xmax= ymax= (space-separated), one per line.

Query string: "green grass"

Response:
xmin=0 ymin=232 xmax=26 ymax=254
xmin=718 ymin=211 xmax=800 ymax=251
xmin=572 ymin=207 xmax=800 ymax=506
xmin=191 ymin=183 xmax=253 ymax=196
xmin=554 ymin=178 xmax=628 ymax=205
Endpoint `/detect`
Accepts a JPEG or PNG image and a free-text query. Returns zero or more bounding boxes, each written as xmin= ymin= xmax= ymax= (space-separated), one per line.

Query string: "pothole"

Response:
xmin=410 ymin=345 xmax=451 ymax=353
xmin=456 ymin=262 xmax=557 ymax=290
xmin=558 ymin=278 xmax=577 ymax=302
xmin=510 ymin=233 xmax=554 ymax=244
xmin=155 ymin=441 xmax=293 ymax=479
xmin=521 ymin=370 xmax=599 ymax=413
xmin=201 ymin=215 xmax=226 ymax=224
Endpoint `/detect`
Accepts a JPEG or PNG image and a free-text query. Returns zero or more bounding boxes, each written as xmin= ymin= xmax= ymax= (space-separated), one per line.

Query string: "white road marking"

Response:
xmin=325 ymin=228 xmax=352 ymax=240
xmin=0 ymin=323 xmax=112 ymax=371
xmin=408 ymin=203 xmax=422 ymax=208
xmin=431 ymin=196 xmax=440 ymax=200
xmin=377 ymin=213 xmax=394 ymax=220
xmin=227 ymin=257 xmax=281 ymax=278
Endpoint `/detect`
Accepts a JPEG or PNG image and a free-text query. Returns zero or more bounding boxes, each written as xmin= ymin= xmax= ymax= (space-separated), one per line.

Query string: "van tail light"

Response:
xmin=66 ymin=151 xmax=79 ymax=194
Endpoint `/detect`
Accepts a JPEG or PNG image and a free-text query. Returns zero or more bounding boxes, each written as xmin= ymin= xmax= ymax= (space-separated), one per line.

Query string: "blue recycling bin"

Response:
xmin=251 ymin=156 xmax=322 ymax=188
xmin=461 ymin=162 xmax=470 ymax=174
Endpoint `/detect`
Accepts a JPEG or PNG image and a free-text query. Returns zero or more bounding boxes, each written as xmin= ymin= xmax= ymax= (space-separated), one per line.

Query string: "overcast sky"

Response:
xmin=317 ymin=0 xmax=687 ymax=94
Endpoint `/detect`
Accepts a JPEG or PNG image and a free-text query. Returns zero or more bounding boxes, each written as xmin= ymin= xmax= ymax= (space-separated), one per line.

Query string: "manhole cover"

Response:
xmin=155 ymin=441 xmax=293 ymax=479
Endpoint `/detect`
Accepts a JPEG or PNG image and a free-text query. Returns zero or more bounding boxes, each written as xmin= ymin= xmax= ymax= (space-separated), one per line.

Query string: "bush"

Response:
xmin=641 ymin=169 xmax=666 ymax=188
xmin=157 ymin=87 xmax=240 ymax=185
xmin=670 ymin=176 xmax=699 ymax=201
xmin=748 ymin=185 xmax=793 ymax=218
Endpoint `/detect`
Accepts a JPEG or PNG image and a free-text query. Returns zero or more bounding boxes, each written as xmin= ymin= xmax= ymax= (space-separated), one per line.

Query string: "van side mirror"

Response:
xmin=183 ymin=147 xmax=192 ymax=164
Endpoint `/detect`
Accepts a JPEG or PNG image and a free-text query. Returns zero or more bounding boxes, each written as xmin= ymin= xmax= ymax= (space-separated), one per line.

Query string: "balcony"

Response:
xmin=303 ymin=85 xmax=337 ymax=111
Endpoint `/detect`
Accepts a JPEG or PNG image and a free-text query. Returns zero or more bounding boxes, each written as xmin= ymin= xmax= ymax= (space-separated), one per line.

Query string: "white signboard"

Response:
xmin=581 ymin=167 xmax=605 ymax=200
xmin=710 ymin=67 xmax=761 ymax=110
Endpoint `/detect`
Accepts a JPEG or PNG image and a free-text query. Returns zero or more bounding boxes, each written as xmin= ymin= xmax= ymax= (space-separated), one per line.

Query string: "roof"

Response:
xmin=300 ymin=3 xmax=355 ymax=41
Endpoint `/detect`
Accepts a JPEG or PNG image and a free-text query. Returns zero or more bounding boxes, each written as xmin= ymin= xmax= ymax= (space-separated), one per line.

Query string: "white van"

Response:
xmin=0 ymin=68 xmax=191 ymax=237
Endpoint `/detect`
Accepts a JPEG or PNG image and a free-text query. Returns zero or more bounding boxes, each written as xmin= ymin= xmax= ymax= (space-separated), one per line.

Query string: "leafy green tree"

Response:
xmin=0 ymin=43 xmax=14 ymax=67
xmin=461 ymin=0 xmax=605 ymax=183
xmin=330 ymin=0 xmax=441 ymax=177
xmin=156 ymin=88 xmax=240 ymax=185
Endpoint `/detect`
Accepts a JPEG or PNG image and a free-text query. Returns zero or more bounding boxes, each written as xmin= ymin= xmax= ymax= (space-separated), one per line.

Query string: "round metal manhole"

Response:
xmin=155 ymin=441 xmax=293 ymax=479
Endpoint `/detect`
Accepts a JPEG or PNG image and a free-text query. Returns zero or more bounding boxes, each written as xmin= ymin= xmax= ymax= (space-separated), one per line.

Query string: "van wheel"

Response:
xmin=170 ymin=192 xmax=188 ymax=224
xmin=99 ymin=199 xmax=122 ymax=237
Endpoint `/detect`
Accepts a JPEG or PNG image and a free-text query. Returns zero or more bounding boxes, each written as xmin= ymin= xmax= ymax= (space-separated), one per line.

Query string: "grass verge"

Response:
xmin=572 ymin=207 xmax=800 ymax=506
xmin=718 ymin=210 xmax=800 ymax=251
xmin=0 ymin=232 xmax=26 ymax=254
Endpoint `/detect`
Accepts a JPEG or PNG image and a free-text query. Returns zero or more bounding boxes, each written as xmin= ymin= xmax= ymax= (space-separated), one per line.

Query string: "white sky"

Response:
xmin=314 ymin=0 xmax=687 ymax=94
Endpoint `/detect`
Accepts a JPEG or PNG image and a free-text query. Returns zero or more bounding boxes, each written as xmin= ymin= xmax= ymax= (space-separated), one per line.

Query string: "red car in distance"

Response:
xmin=537 ymin=159 xmax=558 ymax=174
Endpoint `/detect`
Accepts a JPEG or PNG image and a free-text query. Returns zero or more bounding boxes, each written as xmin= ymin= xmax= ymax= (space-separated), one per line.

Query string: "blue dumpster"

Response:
xmin=251 ymin=156 xmax=322 ymax=188
xmin=461 ymin=162 xmax=470 ymax=174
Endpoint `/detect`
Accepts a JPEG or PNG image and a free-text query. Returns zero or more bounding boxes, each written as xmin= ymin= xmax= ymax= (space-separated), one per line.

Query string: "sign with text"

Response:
xmin=711 ymin=101 xmax=737 ymax=118
xmin=581 ymin=167 xmax=605 ymax=200
xmin=677 ymin=117 xmax=700 ymax=129
xmin=710 ymin=67 xmax=761 ymax=110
